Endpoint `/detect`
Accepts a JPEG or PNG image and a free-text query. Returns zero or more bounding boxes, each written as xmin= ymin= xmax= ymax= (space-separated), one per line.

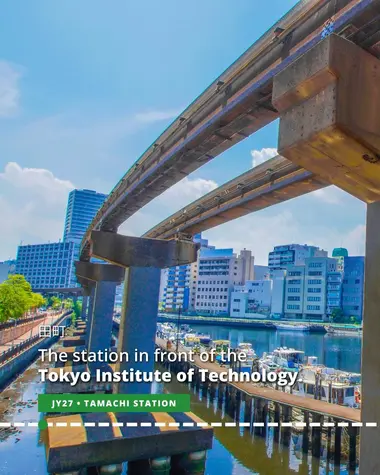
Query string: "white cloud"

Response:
xmin=0 ymin=61 xmax=22 ymax=117
xmin=204 ymin=207 xmax=366 ymax=265
xmin=251 ymin=147 xmax=278 ymax=167
xmin=134 ymin=109 xmax=182 ymax=123
xmin=118 ymin=176 xmax=218 ymax=237
xmin=0 ymin=162 xmax=74 ymax=204
xmin=161 ymin=176 xmax=218 ymax=203
xmin=0 ymin=162 xmax=75 ymax=260
xmin=311 ymin=186 xmax=344 ymax=205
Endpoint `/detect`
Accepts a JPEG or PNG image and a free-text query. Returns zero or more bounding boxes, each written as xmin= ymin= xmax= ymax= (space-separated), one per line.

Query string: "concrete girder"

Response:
xmin=75 ymin=261 xmax=125 ymax=283
xmin=273 ymin=34 xmax=380 ymax=203
xmin=89 ymin=231 xmax=199 ymax=268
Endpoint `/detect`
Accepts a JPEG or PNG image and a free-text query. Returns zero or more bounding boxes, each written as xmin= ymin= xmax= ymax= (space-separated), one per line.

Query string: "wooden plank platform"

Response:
xmin=156 ymin=338 xmax=361 ymax=422
xmin=62 ymin=336 xmax=86 ymax=347
xmin=45 ymin=412 xmax=213 ymax=473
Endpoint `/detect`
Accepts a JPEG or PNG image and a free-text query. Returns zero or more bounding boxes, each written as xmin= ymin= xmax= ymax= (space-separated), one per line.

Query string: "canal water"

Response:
xmin=0 ymin=326 xmax=361 ymax=475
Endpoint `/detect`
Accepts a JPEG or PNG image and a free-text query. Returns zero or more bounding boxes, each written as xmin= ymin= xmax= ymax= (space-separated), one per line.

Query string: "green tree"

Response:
xmin=0 ymin=282 xmax=27 ymax=322
xmin=30 ymin=293 xmax=46 ymax=312
xmin=330 ymin=308 xmax=345 ymax=323
xmin=51 ymin=296 xmax=62 ymax=310
xmin=64 ymin=298 xmax=74 ymax=310
xmin=73 ymin=300 xmax=82 ymax=318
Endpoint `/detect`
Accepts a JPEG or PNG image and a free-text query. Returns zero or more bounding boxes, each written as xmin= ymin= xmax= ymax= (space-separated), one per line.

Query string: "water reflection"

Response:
xmin=192 ymin=325 xmax=362 ymax=373
xmin=0 ymin=330 xmax=361 ymax=474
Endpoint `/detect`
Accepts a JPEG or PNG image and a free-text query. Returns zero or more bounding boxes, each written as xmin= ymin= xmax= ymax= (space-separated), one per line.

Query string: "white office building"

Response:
xmin=195 ymin=248 xmax=254 ymax=315
xmin=230 ymin=280 xmax=272 ymax=317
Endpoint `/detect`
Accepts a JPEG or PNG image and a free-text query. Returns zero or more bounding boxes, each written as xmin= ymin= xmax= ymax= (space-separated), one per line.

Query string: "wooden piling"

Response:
xmin=311 ymin=413 xmax=323 ymax=458
xmin=348 ymin=426 xmax=358 ymax=473
xmin=281 ymin=405 xmax=292 ymax=447
xmin=334 ymin=424 xmax=342 ymax=468
xmin=302 ymin=411 xmax=309 ymax=454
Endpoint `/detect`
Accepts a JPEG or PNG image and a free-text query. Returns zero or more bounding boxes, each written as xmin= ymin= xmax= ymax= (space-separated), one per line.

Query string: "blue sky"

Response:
xmin=0 ymin=0 xmax=366 ymax=263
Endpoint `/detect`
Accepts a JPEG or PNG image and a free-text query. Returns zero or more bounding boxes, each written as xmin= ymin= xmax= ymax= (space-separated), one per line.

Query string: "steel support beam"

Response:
xmin=359 ymin=201 xmax=380 ymax=475
xmin=90 ymin=231 xmax=199 ymax=268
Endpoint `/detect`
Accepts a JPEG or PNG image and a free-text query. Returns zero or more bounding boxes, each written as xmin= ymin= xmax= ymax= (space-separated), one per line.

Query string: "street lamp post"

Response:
xmin=176 ymin=307 xmax=182 ymax=353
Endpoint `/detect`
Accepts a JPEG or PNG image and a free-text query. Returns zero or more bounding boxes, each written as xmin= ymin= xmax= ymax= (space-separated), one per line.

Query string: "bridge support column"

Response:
xmin=360 ymin=201 xmax=380 ymax=475
xmin=88 ymin=280 xmax=117 ymax=354
xmin=75 ymin=262 xmax=125 ymax=354
xmin=87 ymin=232 xmax=199 ymax=394
xmin=85 ymin=286 xmax=95 ymax=348
xmin=114 ymin=266 xmax=161 ymax=394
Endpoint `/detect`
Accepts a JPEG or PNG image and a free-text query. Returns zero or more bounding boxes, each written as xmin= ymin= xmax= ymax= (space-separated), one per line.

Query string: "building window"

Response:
xmin=306 ymin=305 xmax=321 ymax=311
xmin=287 ymin=304 xmax=300 ymax=310
xmin=288 ymin=296 xmax=300 ymax=301
xmin=307 ymin=296 xmax=321 ymax=302
xmin=308 ymin=279 xmax=322 ymax=285
xmin=308 ymin=271 xmax=322 ymax=276
xmin=288 ymin=288 xmax=300 ymax=293
xmin=309 ymin=262 xmax=322 ymax=268
xmin=308 ymin=288 xmax=322 ymax=293
xmin=288 ymin=279 xmax=301 ymax=285
xmin=288 ymin=271 xmax=302 ymax=277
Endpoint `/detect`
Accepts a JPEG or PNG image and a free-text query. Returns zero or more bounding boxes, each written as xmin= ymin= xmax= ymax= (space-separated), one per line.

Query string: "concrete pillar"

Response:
xmin=359 ymin=201 xmax=380 ymax=475
xmin=88 ymin=280 xmax=117 ymax=355
xmin=81 ymin=295 xmax=88 ymax=321
xmin=114 ymin=266 xmax=161 ymax=394
xmin=85 ymin=287 xmax=95 ymax=348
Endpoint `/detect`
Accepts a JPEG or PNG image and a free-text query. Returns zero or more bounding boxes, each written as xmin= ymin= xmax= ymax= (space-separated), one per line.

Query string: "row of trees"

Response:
xmin=0 ymin=275 xmax=46 ymax=323
xmin=0 ymin=274 xmax=85 ymax=324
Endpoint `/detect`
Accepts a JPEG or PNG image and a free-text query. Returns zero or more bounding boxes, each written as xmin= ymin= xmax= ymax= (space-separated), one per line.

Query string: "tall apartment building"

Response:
xmin=342 ymin=256 xmax=364 ymax=320
xmin=326 ymin=271 xmax=343 ymax=315
xmin=63 ymin=188 xmax=108 ymax=287
xmin=283 ymin=257 xmax=337 ymax=321
xmin=63 ymin=189 xmax=107 ymax=246
xmin=194 ymin=248 xmax=254 ymax=315
xmin=15 ymin=188 xmax=107 ymax=291
xmin=161 ymin=234 xmax=212 ymax=312
xmin=268 ymin=244 xmax=328 ymax=272
xmin=15 ymin=242 xmax=75 ymax=289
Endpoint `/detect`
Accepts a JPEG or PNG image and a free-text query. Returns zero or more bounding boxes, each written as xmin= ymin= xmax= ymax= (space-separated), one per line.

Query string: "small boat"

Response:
xmin=272 ymin=347 xmax=305 ymax=370
xmin=236 ymin=343 xmax=258 ymax=373
xmin=183 ymin=333 xmax=200 ymax=347
xmin=294 ymin=356 xmax=361 ymax=407
xmin=276 ymin=323 xmax=309 ymax=332
xmin=197 ymin=333 xmax=212 ymax=345
xmin=211 ymin=340 xmax=231 ymax=365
